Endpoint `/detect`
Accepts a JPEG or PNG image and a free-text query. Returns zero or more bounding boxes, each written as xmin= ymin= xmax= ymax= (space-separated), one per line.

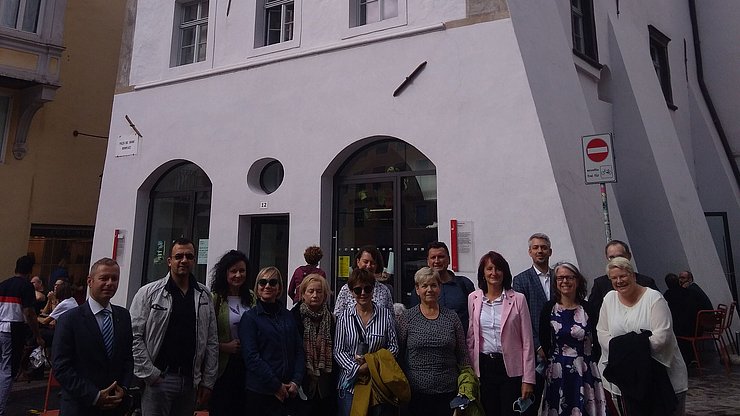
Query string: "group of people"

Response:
xmin=0 ymin=234 xmax=702 ymax=416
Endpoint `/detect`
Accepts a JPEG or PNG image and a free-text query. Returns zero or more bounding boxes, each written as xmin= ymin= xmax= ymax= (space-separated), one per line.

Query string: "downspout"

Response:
xmin=688 ymin=0 xmax=740 ymax=189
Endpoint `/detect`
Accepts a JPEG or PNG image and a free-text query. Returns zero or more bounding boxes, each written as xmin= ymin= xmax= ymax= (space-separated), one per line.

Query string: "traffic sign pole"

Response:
xmin=600 ymin=183 xmax=612 ymax=243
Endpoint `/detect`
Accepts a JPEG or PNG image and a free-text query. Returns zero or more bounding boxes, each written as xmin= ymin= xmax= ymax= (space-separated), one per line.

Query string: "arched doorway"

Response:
xmin=334 ymin=139 xmax=437 ymax=305
xmin=142 ymin=162 xmax=212 ymax=285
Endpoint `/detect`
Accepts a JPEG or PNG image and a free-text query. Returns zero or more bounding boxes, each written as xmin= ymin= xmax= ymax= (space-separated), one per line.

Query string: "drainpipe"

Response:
xmin=688 ymin=0 xmax=740 ymax=189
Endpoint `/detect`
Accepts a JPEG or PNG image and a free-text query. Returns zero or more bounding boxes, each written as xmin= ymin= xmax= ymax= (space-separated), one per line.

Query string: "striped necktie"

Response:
xmin=101 ymin=309 xmax=114 ymax=358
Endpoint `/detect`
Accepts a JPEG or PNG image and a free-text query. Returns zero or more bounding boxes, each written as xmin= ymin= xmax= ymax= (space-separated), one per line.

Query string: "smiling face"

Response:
xmin=351 ymin=282 xmax=374 ymax=308
xmin=528 ymin=238 xmax=552 ymax=269
xmin=302 ymin=280 xmax=326 ymax=311
xmin=256 ymin=269 xmax=281 ymax=303
xmin=356 ymin=251 xmax=376 ymax=272
xmin=484 ymin=259 xmax=504 ymax=290
xmin=555 ymin=267 xmax=577 ymax=300
xmin=427 ymin=248 xmax=450 ymax=274
xmin=88 ymin=264 xmax=120 ymax=306
xmin=167 ymin=243 xmax=195 ymax=279
xmin=608 ymin=266 xmax=637 ymax=296
xmin=227 ymin=261 xmax=247 ymax=294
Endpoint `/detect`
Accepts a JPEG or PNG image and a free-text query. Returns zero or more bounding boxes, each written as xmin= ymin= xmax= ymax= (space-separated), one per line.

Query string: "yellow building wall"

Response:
xmin=0 ymin=0 xmax=126 ymax=278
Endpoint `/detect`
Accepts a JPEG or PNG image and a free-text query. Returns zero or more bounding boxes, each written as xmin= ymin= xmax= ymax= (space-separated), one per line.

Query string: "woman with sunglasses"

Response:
xmin=398 ymin=267 xmax=469 ymax=416
xmin=291 ymin=274 xmax=336 ymax=416
xmin=334 ymin=268 xmax=399 ymax=416
xmin=467 ymin=251 xmax=535 ymax=416
xmin=538 ymin=262 xmax=606 ymax=416
xmin=239 ymin=266 xmax=305 ymax=415
xmin=209 ymin=250 xmax=255 ymax=416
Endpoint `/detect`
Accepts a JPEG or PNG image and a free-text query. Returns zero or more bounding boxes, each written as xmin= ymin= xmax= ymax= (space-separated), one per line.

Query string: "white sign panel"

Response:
xmin=582 ymin=133 xmax=617 ymax=184
xmin=115 ymin=134 xmax=139 ymax=157
xmin=198 ymin=239 xmax=209 ymax=264
xmin=456 ymin=221 xmax=475 ymax=273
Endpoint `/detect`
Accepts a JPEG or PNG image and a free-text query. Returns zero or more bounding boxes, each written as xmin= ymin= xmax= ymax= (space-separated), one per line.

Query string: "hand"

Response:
xmin=357 ymin=362 xmax=369 ymax=376
xmin=196 ymin=386 xmax=212 ymax=408
xmin=520 ymin=382 xmax=534 ymax=400
xmin=537 ymin=348 xmax=546 ymax=362
xmin=354 ymin=355 xmax=366 ymax=365
xmin=96 ymin=381 xmax=124 ymax=409
xmin=47 ymin=292 xmax=56 ymax=301
xmin=35 ymin=336 xmax=45 ymax=348
xmin=220 ymin=339 xmax=240 ymax=354
xmin=285 ymin=382 xmax=298 ymax=398
xmin=274 ymin=384 xmax=288 ymax=402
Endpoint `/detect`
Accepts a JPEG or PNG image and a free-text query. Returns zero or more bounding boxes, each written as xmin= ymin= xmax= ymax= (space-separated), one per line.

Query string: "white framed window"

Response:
xmin=350 ymin=0 xmax=397 ymax=27
xmin=176 ymin=0 xmax=208 ymax=66
xmin=0 ymin=0 xmax=42 ymax=33
xmin=263 ymin=0 xmax=294 ymax=46
xmin=0 ymin=96 xmax=11 ymax=164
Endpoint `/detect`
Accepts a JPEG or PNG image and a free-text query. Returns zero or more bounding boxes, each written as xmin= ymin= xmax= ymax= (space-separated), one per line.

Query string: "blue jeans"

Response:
xmin=0 ymin=332 xmax=12 ymax=416
xmin=141 ymin=373 xmax=196 ymax=416
xmin=337 ymin=389 xmax=354 ymax=416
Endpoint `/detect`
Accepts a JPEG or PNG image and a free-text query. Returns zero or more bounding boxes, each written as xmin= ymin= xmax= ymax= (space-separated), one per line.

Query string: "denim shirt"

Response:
xmin=239 ymin=300 xmax=305 ymax=395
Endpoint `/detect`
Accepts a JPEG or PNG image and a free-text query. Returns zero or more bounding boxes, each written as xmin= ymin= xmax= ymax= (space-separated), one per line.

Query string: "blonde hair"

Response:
xmin=254 ymin=266 xmax=283 ymax=293
xmin=299 ymin=273 xmax=332 ymax=299
xmin=606 ymin=257 xmax=634 ymax=275
xmin=414 ymin=266 xmax=441 ymax=286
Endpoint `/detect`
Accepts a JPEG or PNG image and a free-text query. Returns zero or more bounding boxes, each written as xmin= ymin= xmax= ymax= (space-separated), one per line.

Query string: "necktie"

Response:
xmin=101 ymin=309 xmax=114 ymax=358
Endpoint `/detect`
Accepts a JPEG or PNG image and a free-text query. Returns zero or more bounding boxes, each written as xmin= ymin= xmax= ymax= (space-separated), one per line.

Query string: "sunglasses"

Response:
xmin=258 ymin=278 xmax=280 ymax=287
xmin=173 ymin=253 xmax=195 ymax=260
xmin=352 ymin=285 xmax=374 ymax=296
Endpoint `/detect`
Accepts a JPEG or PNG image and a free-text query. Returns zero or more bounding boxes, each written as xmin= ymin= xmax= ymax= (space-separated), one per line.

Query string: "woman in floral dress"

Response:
xmin=538 ymin=262 xmax=606 ymax=416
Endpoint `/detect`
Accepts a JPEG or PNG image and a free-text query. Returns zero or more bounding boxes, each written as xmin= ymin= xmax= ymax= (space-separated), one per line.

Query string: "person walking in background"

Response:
xmin=512 ymin=233 xmax=553 ymax=415
xmin=209 ymin=250 xmax=254 ymax=416
xmin=468 ymin=251 xmax=535 ymax=416
xmin=288 ymin=246 xmax=327 ymax=303
xmin=240 ymin=267 xmax=305 ymax=416
xmin=130 ymin=237 xmax=219 ymax=415
xmin=0 ymin=256 xmax=44 ymax=416
xmin=52 ymin=258 xmax=134 ymax=415
xmin=539 ymin=262 xmax=605 ymax=416
xmin=291 ymin=274 xmax=336 ymax=416
xmin=398 ymin=267 xmax=469 ymax=416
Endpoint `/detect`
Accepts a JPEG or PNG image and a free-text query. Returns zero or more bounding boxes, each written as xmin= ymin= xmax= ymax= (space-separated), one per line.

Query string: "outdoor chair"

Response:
xmin=676 ymin=309 xmax=730 ymax=375
xmin=717 ymin=302 xmax=737 ymax=355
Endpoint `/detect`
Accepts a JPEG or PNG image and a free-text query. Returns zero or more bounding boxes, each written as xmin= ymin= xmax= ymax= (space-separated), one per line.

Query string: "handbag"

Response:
xmin=29 ymin=346 xmax=48 ymax=370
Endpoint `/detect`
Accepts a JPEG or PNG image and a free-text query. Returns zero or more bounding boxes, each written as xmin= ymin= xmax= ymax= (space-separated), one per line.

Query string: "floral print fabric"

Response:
xmin=542 ymin=304 xmax=606 ymax=416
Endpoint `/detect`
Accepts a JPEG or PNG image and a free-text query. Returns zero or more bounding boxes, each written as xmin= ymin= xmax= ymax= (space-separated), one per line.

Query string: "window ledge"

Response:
xmin=248 ymin=39 xmax=301 ymax=59
xmin=573 ymin=51 xmax=602 ymax=81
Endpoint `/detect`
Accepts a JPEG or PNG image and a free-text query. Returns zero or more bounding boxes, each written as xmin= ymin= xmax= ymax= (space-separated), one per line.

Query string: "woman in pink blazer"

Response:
xmin=467 ymin=251 xmax=536 ymax=416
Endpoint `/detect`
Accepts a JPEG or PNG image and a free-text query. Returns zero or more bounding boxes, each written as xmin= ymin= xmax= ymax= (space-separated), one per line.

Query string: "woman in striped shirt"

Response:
xmin=334 ymin=268 xmax=398 ymax=416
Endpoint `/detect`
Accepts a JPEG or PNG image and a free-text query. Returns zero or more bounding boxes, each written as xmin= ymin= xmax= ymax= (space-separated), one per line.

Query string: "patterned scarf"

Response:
xmin=300 ymin=302 xmax=333 ymax=377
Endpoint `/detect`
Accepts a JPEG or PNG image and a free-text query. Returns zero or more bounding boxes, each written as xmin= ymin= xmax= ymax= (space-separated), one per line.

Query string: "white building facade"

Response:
xmin=94 ymin=0 xmax=739 ymax=310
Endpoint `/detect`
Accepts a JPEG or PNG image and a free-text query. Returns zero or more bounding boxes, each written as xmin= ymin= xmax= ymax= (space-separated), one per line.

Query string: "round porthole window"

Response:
xmin=259 ymin=160 xmax=284 ymax=194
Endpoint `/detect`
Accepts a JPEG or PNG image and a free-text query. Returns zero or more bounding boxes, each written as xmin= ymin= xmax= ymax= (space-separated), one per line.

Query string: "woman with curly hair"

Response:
xmin=209 ymin=250 xmax=254 ymax=416
xmin=288 ymin=245 xmax=327 ymax=302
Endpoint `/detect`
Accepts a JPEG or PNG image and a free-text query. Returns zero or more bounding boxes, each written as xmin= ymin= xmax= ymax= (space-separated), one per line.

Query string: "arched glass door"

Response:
xmin=334 ymin=139 xmax=437 ymax=305
xmin=143 ymin=163 xmax=212 ymax=285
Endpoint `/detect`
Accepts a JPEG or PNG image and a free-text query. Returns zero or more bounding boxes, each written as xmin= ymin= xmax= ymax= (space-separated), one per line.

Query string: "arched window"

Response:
xmin=143 ymin=162 xmax=212 ymax=285
xmin=334 ymin=139 xmax=437 ymax=305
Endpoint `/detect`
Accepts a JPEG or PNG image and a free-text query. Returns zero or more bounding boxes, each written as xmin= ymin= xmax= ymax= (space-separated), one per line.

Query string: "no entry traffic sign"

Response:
xmin=582 ymin=133 xmax=616 ymax=184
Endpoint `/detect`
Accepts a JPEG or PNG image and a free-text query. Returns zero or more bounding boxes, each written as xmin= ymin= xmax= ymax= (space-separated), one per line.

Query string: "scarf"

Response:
xmin=300 ymin=302 xmax=333 ymax=377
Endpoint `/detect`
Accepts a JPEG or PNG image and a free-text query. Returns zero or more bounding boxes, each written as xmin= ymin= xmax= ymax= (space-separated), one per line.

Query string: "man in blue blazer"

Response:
xmin=512 ymin=233 xmax=553 ymax=415
xmin=52 ymin=258 xmax=133 ymax=415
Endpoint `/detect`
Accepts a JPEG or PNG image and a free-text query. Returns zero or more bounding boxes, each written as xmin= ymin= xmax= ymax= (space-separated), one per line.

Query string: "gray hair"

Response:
xmin=528 ymin=233 xmax=551 ymax=248
xmin=414 ymin=266 xmax=441 ymax=286
xmin=606 ymin=257 xmax=634 ymax=275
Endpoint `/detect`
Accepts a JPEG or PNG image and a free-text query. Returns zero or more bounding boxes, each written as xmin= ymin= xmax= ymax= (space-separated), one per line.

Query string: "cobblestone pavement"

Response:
xmin=8 ymin=353 xmax=740 ymax=415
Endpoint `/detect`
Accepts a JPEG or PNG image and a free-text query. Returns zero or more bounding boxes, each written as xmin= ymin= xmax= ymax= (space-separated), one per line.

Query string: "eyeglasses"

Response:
xmin=352 ymin=285 xmax=373 ymax=296
xmin=257 ymin=278 xmax=280 ymax=287
xmin=556 ymin=275 xmax=576 ymax=282
xmin=173 ymin=253 xmax=195 ymax=260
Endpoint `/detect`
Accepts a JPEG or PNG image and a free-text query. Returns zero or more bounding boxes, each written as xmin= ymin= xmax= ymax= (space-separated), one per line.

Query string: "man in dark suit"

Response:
xmin=588 ymin=240 xmax=658 ymax=320
xmin=679 ymin=270 xmax=713 ymax=311
xmin=52 ymin=258 xmax=133 ymax=415
xmin=512 ymin=233 xmax=553 ymax=415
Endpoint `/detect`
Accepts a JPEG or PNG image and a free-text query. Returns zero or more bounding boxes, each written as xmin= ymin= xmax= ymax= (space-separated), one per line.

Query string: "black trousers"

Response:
xmin=210 ymin=355 xmax=245 ymax=416
xmin=479 ymin=353 xmax=521 ymax=416
xmin=408 ymin=390 xmax=456 ymax=416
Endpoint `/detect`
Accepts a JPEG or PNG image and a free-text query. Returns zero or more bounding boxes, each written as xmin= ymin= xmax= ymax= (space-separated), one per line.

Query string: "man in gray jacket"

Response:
xmin=130 ymin=238 xmax=218 ymax=415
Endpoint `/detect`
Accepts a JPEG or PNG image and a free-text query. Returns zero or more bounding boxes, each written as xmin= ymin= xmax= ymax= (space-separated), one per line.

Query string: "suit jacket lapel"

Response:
xmin=501 ymin=289 xmax=514 ymax=331
xmin=80 ymin=302 xmax=108 ymax=357
xmin=531 ymin=268 xmax=548 ymax=302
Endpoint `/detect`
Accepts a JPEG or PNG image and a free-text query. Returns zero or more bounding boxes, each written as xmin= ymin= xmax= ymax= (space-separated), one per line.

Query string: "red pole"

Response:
xmin=450 ymin=219 xmax=458 ymax=272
